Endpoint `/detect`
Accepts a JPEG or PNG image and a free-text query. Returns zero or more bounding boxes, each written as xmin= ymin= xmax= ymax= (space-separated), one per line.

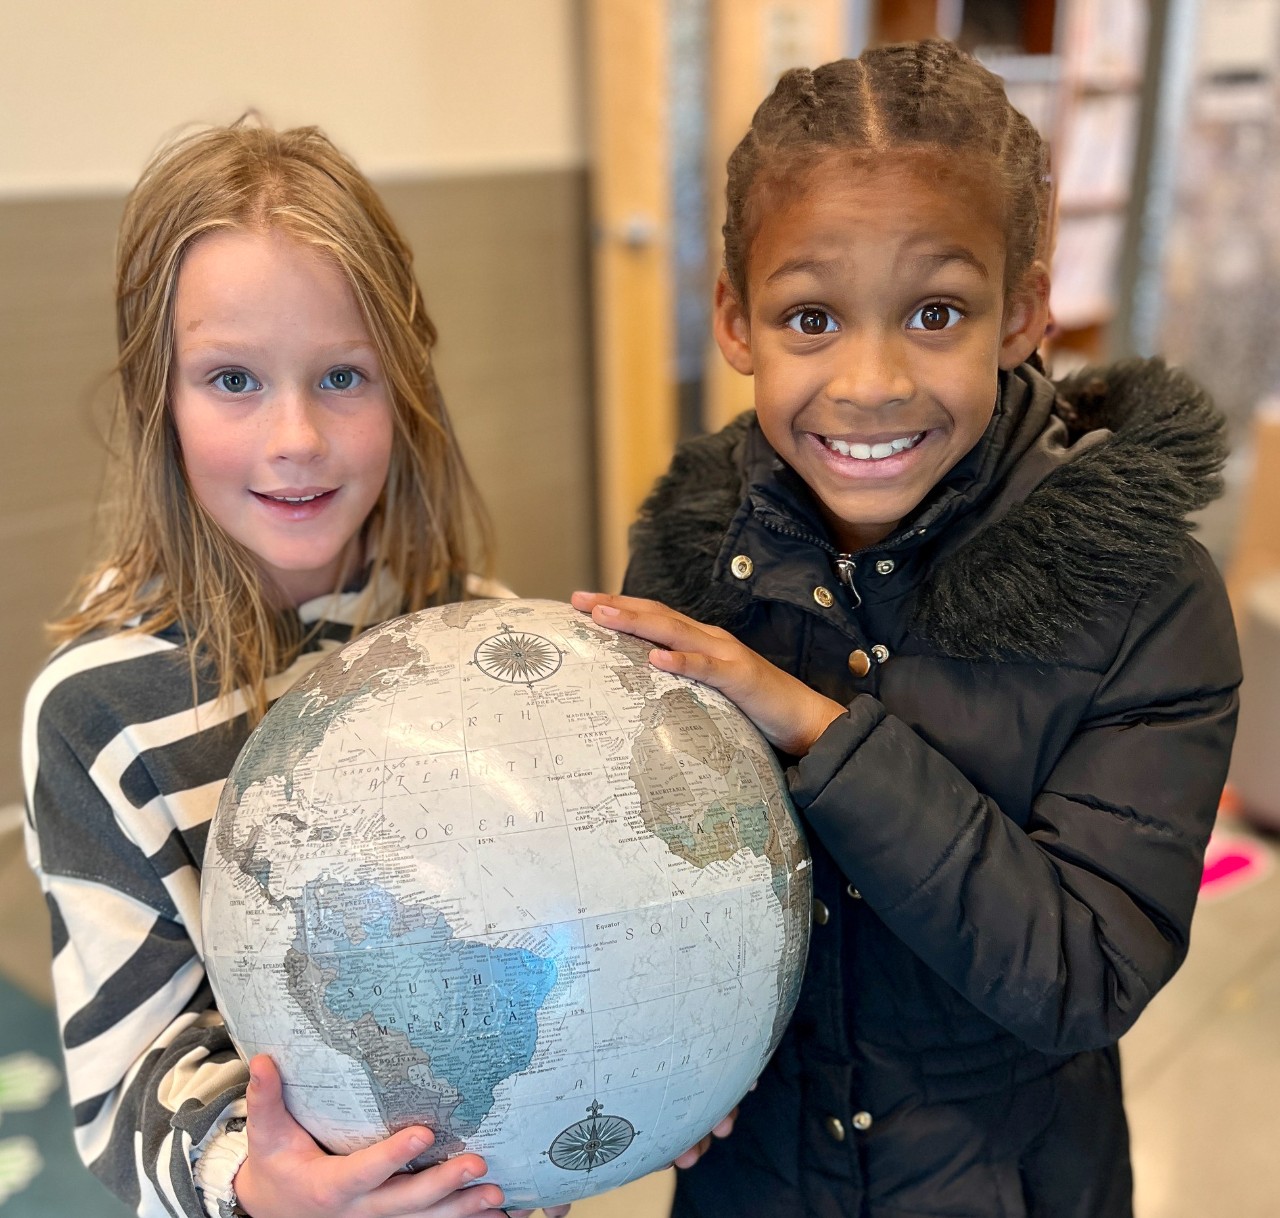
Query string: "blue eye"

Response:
xmin=786 ymin=308 xmax=837 ymax=336
xmin=213 ymin=369 xmax=261 ymax=394
xmin=907 ymin=303 xmax=961 ymax=332
xmin=320 ymin=367 xmax=363 ymax=391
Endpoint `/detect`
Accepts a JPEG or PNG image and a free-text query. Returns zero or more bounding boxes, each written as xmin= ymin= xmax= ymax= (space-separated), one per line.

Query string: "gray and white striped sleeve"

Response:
xmin=22 ymin=632 xmax=254 ymax=1218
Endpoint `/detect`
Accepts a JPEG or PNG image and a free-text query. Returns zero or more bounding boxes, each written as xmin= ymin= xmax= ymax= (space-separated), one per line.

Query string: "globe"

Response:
xmin=201 ymin=598 xmax=811 ymax=1209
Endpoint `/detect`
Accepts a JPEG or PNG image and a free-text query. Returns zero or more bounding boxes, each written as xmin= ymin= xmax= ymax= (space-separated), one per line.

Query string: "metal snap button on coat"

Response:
xmin=852 ymin=1111 xmax=873 ymax=1132
xmin=875 ymin=558 xmax=895 ymax=575
xmin=813 ymin=585 xmax=834 ymax=608
xmin=812 ymin=898 xmax=830 ymax=925
xmin=847 ymin=649 xmax=871 ymax=677
xmin=824 ymin=1115 xmax=846 ymax=1142
xmin=846 ymin=883 xmax=862 ymax=900
xmin=871 ymin=644 xmax=890 ymax=664
xmin=730 ymin=554 xmax=753 ymax=579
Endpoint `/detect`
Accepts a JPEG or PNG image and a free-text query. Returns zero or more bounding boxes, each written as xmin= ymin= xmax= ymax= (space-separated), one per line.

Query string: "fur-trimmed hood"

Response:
xmin=625 ymin=359 xmax=1228 ymax=662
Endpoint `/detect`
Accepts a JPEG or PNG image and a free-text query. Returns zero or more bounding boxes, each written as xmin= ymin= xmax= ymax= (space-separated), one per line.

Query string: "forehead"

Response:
xmin=177 ymin=228 xmax=351 ymax=303
xmin=745 ymin=151 xmax=1008 ymax=289
xmin=174 ymin=227 xmax=366 ymax=333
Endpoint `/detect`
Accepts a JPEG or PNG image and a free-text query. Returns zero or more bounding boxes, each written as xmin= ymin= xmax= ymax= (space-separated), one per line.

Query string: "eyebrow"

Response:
xmin=915 ymin=248 xmax=990 ymax=281
xmin=178 ymin=338 xmax=378 ymax=356
xmin=763 ymin=257 xmax=842 ymax=285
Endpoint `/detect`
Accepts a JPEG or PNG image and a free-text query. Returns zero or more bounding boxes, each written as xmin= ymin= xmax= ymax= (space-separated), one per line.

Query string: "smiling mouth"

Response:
xmin=253 ymin=489 xmax=337 ymax=504
xmin=821 ymin=431 xmax=926 ymax=461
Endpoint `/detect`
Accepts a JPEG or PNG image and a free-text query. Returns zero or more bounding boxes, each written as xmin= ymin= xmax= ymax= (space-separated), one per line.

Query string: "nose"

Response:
xmin=825 ymin=326 xmax=914 ymax=411
xmin=267 ymin=389 xmax=327 ymax=464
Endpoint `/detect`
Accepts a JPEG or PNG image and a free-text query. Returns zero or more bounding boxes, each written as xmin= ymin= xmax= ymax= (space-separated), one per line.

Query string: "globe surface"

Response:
xmin=201 ymin=598 xmax=811 ymax=1208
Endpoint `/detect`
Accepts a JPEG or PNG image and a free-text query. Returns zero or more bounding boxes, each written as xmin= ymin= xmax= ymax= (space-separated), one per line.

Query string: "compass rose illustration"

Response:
xmin=547 ymin=1100 xmax=635 ymax=1172
xmin=473 ymin=629 xmax=563 ymax=683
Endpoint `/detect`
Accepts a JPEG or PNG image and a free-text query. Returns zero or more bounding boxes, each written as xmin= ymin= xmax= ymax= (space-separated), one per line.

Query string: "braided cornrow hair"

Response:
xmin=723 ymin=39 xmax=1051 ymax=303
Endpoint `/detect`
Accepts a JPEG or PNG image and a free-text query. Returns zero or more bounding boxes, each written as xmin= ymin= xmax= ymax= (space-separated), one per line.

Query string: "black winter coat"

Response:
xmin=623 ymin=360 xmax=1241 ymax=1218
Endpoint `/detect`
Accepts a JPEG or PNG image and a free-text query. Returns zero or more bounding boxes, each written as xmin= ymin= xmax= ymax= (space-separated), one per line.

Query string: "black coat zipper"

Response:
xmin=833 ymin=555 xmax=862 ymax=608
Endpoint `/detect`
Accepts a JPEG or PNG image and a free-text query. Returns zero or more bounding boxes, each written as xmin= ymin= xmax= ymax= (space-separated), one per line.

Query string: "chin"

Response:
xmin=830 ymin=497 xmax=918 ymax=534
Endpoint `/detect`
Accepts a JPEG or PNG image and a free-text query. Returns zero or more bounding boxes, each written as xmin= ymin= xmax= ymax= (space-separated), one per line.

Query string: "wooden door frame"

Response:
xmin=585 ymin=0 xmax=677 ymax=592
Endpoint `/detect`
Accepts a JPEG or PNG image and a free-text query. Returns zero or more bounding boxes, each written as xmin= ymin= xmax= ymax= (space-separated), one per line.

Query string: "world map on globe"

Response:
xmin=201 ymin=598 xmax=811 ymax=1209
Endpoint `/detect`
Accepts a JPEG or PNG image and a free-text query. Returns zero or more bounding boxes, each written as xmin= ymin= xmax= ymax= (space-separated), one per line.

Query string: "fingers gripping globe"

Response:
xmin=201 ymin=599 xmax=811 ymax=1209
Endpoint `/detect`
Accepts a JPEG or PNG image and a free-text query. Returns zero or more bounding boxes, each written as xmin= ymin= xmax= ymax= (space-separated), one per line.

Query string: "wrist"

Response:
xmin=224 ymin=1167 xmax=252 ymax=1218
xmin=793 ymin=695 xmax=845 ymax=756
xmin=192 ymin=1117 xmax=250 ymax=1218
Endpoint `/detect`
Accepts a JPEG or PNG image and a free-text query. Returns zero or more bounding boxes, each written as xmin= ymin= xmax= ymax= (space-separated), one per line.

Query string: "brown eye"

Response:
xmin=790 ymin=309 xmax=833 ymax=335
xmin=914 ymin=303 xmax=955 ymax=332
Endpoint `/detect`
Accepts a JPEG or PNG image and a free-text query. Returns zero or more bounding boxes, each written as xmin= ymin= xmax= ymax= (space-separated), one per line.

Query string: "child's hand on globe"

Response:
xmin=572 ymin=592 xmax=845 ymax=756
xmin=235 ymin=1055 xmax=510 ymax=1217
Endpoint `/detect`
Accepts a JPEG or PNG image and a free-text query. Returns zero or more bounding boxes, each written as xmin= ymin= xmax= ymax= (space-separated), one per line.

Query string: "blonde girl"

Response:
xmin=23 ymin=121 xmax=564 ymax=1218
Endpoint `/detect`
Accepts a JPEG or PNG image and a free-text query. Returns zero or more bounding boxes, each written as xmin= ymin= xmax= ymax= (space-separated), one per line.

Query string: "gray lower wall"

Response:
xmin=0 ymin=168 xmax=595 ymax=805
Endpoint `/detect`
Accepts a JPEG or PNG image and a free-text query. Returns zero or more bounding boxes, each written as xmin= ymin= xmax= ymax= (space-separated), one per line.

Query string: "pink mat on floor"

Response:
xmin=1200 ymin=825 xmax=1273 ymax=900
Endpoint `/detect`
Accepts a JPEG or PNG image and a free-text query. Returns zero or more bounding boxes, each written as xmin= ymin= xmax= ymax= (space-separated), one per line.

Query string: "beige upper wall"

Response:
xmin=2 ymin=0 xmax=585 ymax=196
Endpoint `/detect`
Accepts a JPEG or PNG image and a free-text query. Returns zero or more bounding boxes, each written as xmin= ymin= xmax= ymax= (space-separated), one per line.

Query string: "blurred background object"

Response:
xmin=1232 ymin=572 xmax=1280 ymax=831
xmin=3 ymin=2 xmax=1280 ymax=1216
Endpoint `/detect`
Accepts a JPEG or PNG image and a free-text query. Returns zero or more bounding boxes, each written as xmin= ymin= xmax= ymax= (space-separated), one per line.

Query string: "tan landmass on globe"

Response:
xmin=229 ymin=628 xmax=424 ymax=803
xmin=439 ymin=599 xmax=504 ymax=629
xmin=628 ymin=687 xmax=783 ymax=877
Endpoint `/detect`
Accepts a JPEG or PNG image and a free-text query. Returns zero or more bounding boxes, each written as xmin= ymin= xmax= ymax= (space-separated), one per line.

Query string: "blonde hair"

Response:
xmin=53 ymin=118 xmax=492 ymax=720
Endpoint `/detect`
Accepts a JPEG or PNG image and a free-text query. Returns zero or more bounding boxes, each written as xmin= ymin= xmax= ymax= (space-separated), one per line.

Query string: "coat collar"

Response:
xmin=625 ymin=359 xmax=1228 ymax=662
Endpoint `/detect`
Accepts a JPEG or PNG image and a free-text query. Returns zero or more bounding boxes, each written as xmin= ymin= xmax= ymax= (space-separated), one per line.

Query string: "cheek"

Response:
xmin=950 ymin=386 xmax=999 ymax=445
xmin=752 ymin=398 xmax=795 ymax=455
xmin=751 ymin=358 xmax=810 ymax=430
xmin=172 ymin=403 xmax=248 ymax=492
xmin=351 ymin=404 xmax=395 ymax=490
xmin=183 ymin=434 xmax=247 ymax=483
xmin=372 ymin=408 xmax=395 ymax=474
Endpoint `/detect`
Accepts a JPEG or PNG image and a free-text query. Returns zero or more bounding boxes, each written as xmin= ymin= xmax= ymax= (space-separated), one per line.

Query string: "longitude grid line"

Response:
xmin=536 ymin=624 xmax=674 ymax=1179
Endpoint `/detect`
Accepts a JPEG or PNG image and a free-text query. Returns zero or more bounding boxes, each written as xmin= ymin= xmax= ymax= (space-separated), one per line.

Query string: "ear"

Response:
xmin=712 ymin=272 xmax=754 ymax=376
xmin=998 ymin=262 xmax=1051 ymax=370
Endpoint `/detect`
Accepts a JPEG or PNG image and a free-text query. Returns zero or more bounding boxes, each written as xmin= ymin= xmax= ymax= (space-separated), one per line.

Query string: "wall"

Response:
xmin=0 ymin=0 xmax=584 ymax=193
xmin=0 ymin=0 xmax=594 ymax=805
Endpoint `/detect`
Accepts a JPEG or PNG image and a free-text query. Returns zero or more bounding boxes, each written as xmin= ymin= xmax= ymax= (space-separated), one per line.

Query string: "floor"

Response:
xmin=1 ymin=803 xmax=1276 ymax=1217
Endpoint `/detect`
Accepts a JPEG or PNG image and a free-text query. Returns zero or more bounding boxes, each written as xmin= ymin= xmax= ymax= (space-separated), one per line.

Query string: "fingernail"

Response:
xmin=595 ymin=604 xmax=619 ymax=617
xmin=407 ymin=1133 xmax=427 ymax=1154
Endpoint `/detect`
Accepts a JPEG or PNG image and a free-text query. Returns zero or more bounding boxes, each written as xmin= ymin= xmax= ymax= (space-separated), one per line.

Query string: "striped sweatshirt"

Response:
xmin=21 ymin=577 xmax=502 ymax=1217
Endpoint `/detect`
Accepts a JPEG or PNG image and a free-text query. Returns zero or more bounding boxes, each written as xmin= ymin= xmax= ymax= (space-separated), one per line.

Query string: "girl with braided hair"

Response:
xmin=575 ymin=39 xmax=1239 ymax=1218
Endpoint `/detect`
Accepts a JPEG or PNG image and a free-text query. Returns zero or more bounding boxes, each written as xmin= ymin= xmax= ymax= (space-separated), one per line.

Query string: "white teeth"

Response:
xmin=269 ymin=493 xmax=323 ymax=503
xmin=824 ymin=432 xmax=924 ymax=460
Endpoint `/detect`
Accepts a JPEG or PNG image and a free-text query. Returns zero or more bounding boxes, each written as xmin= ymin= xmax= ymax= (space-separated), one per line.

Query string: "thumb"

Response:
xmin=245 ymin=1054 xmax=307 ymax=1156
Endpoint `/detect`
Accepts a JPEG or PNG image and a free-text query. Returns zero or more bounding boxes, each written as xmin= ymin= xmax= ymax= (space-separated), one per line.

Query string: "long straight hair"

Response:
xmin=52 ymin=119 xmax=492 ymax=720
